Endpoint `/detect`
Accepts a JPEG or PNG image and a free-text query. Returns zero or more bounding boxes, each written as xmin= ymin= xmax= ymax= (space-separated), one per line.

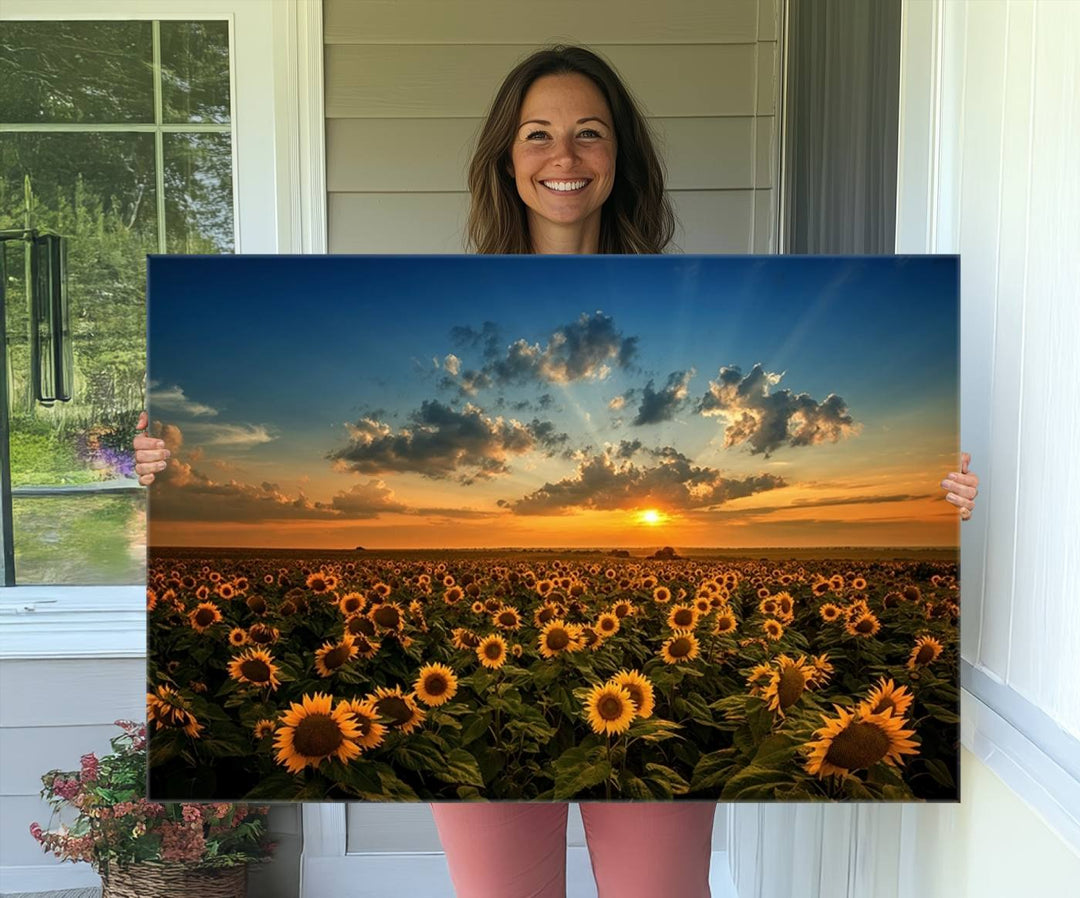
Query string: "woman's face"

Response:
xmin=509 ymin=73 xmax=617 ymax=240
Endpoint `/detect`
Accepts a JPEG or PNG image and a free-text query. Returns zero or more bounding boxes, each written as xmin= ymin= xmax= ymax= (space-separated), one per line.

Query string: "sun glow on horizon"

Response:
xmin=638 ymin=509 xmax=664 ymax=526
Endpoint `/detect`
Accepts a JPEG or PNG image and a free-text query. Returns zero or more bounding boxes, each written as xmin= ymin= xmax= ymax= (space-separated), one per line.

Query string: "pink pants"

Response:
xmin=430 ymin=802 xmax=716 ymax=898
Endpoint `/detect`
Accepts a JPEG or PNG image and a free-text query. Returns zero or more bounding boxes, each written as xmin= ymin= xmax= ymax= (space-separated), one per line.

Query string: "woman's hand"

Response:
xmin=133 ymin=411 xmax=170 ymax=486
xmin=942 ymin=452 xmax=979 ymax=520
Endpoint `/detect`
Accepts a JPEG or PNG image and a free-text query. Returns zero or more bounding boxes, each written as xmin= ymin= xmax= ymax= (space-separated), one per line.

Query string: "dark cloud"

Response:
xmin=505 ymin=446 xmax=786 ymax=515
xmin=632 ymin=369 xmax=695 ymax=426
xmin=327 ymin=481 xmax=408 ymax=518
xmin=694 ymin=492 xmax=936 ymax=520
xmin=328 ymin=400 xmax=565 ymax=483
xmin=698 ymin=363 xmax=859 ymax=456
xmin=444 ymin=312 xmax=637 ymax=395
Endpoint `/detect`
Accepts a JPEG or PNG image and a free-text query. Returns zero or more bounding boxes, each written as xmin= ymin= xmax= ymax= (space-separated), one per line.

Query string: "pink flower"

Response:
xmin=80 ymin=753 xmax=100 ymax=782
xmin=29 ymin=822 xmax=43 ymax=842
xmin=181 ymin=805 xmax=203 ymax=824
xmin=53 ymin=777 xmax=80 ymax=801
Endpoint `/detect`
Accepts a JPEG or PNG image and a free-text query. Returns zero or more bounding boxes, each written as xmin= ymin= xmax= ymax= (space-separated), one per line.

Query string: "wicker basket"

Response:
xmin=100 ymin=862 xmax=247 ymax=898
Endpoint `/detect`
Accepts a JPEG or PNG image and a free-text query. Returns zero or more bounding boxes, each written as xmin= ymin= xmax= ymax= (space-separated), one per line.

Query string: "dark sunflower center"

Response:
xmin=424 ymin=675 xmax=448 ymax=696
xmin=777 ymin=668 xmax=806 ymax=709
xmin=823 ymin=722 xmax=890 ymax=770
xmin=461 ymin=631 xmax=480 ymax=648
xmin=669 ymin=636 xmax=692 ymax=657
xmin=600 ymin=618 xmax=616 ymax=631
xmin=348 ymin=616 xmax=376 ymax=637
xmin=598 ymin=696 xmax=624 ymax=720
xmin=375 ymin=695 xmax=412 ymax=726
xmin=353 ymin=714 xmax=372 ymax=736
xmin=343 ymin=598 xmax=361 ymax=612
xmin=915 ymin=645 xmax=935 ymax=664
xmin=194 ymin=609 xmax=215 ymax=626
xmin=614 ymin=604 xmax=629 ymax=618
xmin=498 ymin=612 xmax=516 ymax=626
xmin=250 ymin=626 xmax=273 ymax=644
xmin=483 ymin=641 xmax=503 ymax=660
xmin=293 ymin=714 xmax=344 ymax=757
xmin=323 ymin=645 xmax=350 ymax=669
xmin=240 ymin=659 xmax=271 ymax=682
xmin=673 ymin=609 xmax=694 ymax=627
xmin=247 ymin=596 xmax=267 ymax=614
xmin=310 ymin=579 xmax=328 ymax=593
xmin=872 ymin=697 xmax=894 ymax=714
xmin=717 ymin=616 xmax=734 ymax=631
xmin=855 ymin=618 xmax=875 ymax=634
xmin=537 ymin=608 xmax=555 ymax=624
xmin=624 ymin=685 xmax=643 ymax=709
xmin=546 ymin=629 xmax=570 ymax=650
xmin=373 ymin=606 xmax=400 ymax=627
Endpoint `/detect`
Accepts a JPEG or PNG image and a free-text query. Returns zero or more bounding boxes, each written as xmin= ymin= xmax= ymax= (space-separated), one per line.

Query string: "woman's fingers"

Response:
xmin=133 ymin=410 xmax=169 ymax=486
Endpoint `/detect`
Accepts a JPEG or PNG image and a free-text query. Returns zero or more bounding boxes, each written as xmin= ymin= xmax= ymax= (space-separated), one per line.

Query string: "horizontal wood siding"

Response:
xmin=325 ymin=0 xmax=780 ymax=255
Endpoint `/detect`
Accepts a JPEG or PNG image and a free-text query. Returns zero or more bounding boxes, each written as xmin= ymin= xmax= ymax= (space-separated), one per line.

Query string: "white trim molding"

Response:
xmin=0 ymin=586 xmax=145 ymax=659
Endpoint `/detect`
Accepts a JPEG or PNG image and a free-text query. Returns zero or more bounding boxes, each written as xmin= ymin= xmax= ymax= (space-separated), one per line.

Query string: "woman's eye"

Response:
xmin=525 ymin=130 xmax=549 ymax=140
xmin=579 ymin=129 xmax=602 ymax=138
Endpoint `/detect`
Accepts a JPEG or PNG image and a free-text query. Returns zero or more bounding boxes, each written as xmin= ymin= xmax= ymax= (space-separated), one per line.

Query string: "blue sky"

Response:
xmin=147 ymin=254 xmax=958 ymax=548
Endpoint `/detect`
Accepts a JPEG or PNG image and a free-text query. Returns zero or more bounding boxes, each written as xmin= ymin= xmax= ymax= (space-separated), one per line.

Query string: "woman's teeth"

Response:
xmin=542 ymin=180 xmax=588 ymax=191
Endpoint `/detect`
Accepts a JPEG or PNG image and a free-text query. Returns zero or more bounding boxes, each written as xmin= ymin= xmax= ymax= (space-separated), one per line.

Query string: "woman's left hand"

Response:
xmin=942 ymin=452 xmax=979 ymax=520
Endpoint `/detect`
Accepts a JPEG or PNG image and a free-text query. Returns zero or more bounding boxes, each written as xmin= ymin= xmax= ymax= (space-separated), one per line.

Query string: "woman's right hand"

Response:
xmin=133 ymin=410 xmax=170 ymax=486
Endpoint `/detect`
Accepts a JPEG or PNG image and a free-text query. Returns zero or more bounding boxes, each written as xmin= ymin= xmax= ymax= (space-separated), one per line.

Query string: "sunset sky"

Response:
xmin=147 ymin=255 xmax=959 ymax=549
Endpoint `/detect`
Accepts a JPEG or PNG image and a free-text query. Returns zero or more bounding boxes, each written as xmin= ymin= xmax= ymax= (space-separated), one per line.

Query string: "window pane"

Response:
xmin=12 ymin=493 xmax=146 ymax=585
xmin=164 ymin=133 xmax=234 ymax=253
xmin=160 ymin=20 xmax=232 ymax=124
xmin=0 ymin=21 xmax=154 ymax=124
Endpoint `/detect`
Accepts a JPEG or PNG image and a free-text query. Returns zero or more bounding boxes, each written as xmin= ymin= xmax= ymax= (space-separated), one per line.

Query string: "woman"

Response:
xmin=134 ymin=45 xmax=979 ymax=898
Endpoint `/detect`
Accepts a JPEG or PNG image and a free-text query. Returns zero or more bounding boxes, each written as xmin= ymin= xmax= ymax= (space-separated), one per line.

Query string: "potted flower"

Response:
xmin=30 ymin=719 xmax=274 ymax=897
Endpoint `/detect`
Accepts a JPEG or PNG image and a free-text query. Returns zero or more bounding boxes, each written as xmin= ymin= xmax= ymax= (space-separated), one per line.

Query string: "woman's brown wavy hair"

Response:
xmin=466 ymin=45 xmax=675 ymax=255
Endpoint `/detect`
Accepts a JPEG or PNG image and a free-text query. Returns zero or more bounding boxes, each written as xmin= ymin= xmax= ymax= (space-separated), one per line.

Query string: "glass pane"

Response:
xmin=164 ymin=132 xmax=234 ymax=253
xmin=0 ymin=21 xmax=154 ymax=124
xmin=12 ymin=493 xmax=146 ymax=585
xmin=160 ymin=20 xmax=232 ymax=124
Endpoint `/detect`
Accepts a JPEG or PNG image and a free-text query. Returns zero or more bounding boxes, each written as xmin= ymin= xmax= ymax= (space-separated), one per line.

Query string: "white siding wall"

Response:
xmin=324 ymin=0 xmax=781 ymax=254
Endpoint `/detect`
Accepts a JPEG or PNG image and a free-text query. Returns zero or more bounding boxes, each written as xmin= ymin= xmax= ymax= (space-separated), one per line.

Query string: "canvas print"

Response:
xmin=145 ymin=254 xmax=960 ymax=802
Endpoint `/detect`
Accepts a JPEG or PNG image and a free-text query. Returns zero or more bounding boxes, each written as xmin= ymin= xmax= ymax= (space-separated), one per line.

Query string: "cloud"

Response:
xmin=632 ymin=369 xmax=695 ymax=426
xmin=696 ymin=491 xmax=936 ymax=520
xmin=182 ymin=422 xmax=275 ymax=448
xmin=149 ymin=384 xmax=218 ymax=417
xmin=443 ymin=354 xmax=461 ymax=376
xmin=443 ymin=312 xmax=637 ymax=396
xmin=327 ymin=480 xmax=408 ymax=518
xmin=698 ymin=363 xmax=859 ymax=456
xmin=505 ymin=446 xmax=786 ymax=515
xmin=608 ymin=395 xmax=626 ymax=410
xmin=328 ymin=400 xmax=568 ymax=483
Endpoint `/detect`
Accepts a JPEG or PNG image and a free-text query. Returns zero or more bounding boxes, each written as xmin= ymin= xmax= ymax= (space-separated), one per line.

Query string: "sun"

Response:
xmin=638 ymin=508 xmax=663 ymax=525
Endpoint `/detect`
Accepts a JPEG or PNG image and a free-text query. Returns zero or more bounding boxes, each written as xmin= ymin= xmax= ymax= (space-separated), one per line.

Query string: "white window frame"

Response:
xmin=0 ymin=0 xmax=326 ymax=660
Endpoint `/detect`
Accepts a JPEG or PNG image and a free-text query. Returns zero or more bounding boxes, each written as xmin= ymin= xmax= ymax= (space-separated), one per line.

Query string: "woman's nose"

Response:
xmin=549 ymin=134 xmax=579 ymax=165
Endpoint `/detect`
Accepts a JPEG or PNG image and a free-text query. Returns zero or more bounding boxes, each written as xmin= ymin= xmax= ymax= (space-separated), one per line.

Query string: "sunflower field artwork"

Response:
xmin=145 ymin=255 xmax=960 ymax=802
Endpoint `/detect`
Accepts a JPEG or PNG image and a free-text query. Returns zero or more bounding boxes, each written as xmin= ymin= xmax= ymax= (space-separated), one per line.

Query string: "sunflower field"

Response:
xmin=146 ymin=550 xmax=959 ymax=802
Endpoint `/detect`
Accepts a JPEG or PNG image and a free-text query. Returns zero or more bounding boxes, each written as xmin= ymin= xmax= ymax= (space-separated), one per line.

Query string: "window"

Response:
xmin=1 ymin=18 xmax=233 ymax=585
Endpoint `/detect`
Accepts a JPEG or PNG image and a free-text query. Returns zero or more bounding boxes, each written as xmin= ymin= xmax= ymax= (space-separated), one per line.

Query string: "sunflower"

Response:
xmin=372 ymin=581 xmax=392 ymax=598
xmin=746 ymin=662 xmax=775 ymax=696
xmin=693 ymin=596 xmax=712 ymax=615
xmin=413 ymin=663 xmax=459 ymax=706
xmin=188 ymin=601 xmax=222 ymax=633
xmin=314 ymin=637 xmax=359 ymax=677
xmin=451 ymin=627 xmax=481 ymax=650
xmin=339 ymin=592 xmax=366 ymax=616
xmin=147 ymin=685 xmax=203 ymax=738
xmin=807 ymin=653 xmax=835 ymax=687
xmin=828 ymin=574 xmax=845 ymax=591
xmin=444 ymin=585 xmax=465 ymax=605
xmin=845 ymin=611 xmax=881 ymax=638
xmin=476 ymin=633 xmax=509 ymax=669
xmin=215 ymin=582 xmax=235 ymax=600
xmin=762 ymin=655 xmax=815 ymax=717
xmin=584 ymin=682 xmax=636 ymax=736
xmin=246 ymin=594 xmax=268 ymax=615
xmin=713 ymin=611 xmax=737 ymax=635
xmin=861 ymin=678 xmax=915 ymax=718
xmin=370 ymin=685 xmax=426 ymax=734
xmin=305 ymin=572 xmax=333 ymax=594
xmin=811 ymin=579 xmax=830 ymax=598
xmin=345 ymin=614 xmax=377 ymax=639
xmin=534 ymin=601 xmax=559 ymax=627
xmin=538 ymin=619 xmax=579 ymax=659
xmin=228 ymin=627 xmax=248 ymax=647
xmin=247 ymin=623 xmax=280 ymax=646
xmin=660 ymin=629 xmax=700 ymax=664
xmin=652 ymin=585 xmax=672 ymax=604
xmin=611 ymin=600 xmax=635 ymax=619
xmin=610 ymin=669 xmax=655 ymax=719
xmin=819 ymin=603 xmax=843 ymax=622
xmin=274 ymin=692 xmax=362 ymax=774
xmin=907 ymin=634 xmax=944 ymax=669
xmin=369 ymin=601 xmax=405 ymax=632
xmin=852 ymin=577 xmax=867 ymax=591
xmin=667 ymin=604 xmax=698 ymax=630
xmin=253 ymin=719 xmax=276 ymax=739
xmin=227 ymin=648 xmax=282 ymax=689
xmin=471 ymin=600 xmax=485 ymax=614
xmin=342 ymin=697 xmax=388 ymax=750
xmin=804 ymin=704 xmax=919 ymax=779
xmin=762 ymin=618 xmax=785 ymax=641
xmin=595 ymin=612 xmax=620 ymax=637
xmin=493 ymin=606 xmax=522 ymax=631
